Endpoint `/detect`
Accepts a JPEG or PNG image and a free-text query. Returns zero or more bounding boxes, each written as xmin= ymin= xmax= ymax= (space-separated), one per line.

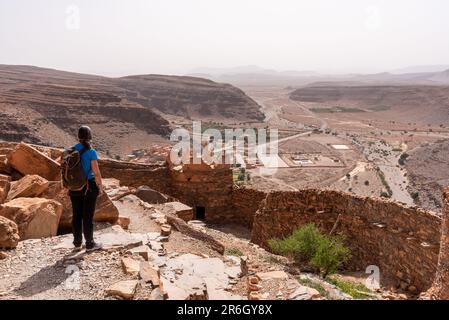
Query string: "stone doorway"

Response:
xmin=195 ymin=206 xmax=206 ymax=220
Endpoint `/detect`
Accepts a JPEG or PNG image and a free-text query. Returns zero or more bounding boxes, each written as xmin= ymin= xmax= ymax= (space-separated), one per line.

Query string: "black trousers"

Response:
xmin=69 ymin=179 xmax=99 ymax=247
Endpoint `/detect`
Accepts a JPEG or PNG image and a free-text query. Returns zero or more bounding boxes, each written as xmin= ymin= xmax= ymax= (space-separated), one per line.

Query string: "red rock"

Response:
xmin=139 ymin=262 xmax=161 ymax=287
xmin=6 ymin=175 xmax=49 ymax=201
xmin=0 ymin=197 xmax=63 ymax=240
xmin=105 ymin=280 xmax=139 ymax=300
xmin=7 ymin=143 xmax=60 ymax=181
xmin=116 ymin=216 xmax=130 ymax=230
xmin=0 ymin=216 xmax=20 ymax=249
xmin=0 ymin=155 xmax=12 ymax=175
xmin=121 ymin=257 xmax=140 ymax=276
xmin=160 ymin=224 xmax=172 ymax=237
xmin=0 ymin=174 xmax=11 ymax=204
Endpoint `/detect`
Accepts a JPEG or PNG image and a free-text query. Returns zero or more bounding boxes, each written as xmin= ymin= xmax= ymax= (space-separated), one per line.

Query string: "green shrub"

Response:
xmin=310 ymin=236 xmax=350 ymax=278
xmin=327 ymin=276 xmax=374 ymax=299
xmin=268 ymin=224 xmax=350 ymax=277
xmin=268 ymin=224 xmax=322 ymax=263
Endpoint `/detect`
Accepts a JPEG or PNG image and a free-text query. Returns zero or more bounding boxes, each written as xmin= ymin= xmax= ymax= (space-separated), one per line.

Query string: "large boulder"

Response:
xmin=135 ymin=186 xmax=172 ymax=204
xmin=41 ymin=182 xmax=119 ymax=230
xmin=0 ymin=174 xmax=11 ymax=204
xmin=6 ymin=174 xmax=49 ymax=201
xmin=0 ymin=155 xmax=12 ymax=175
xmin=7 ymin=143 xmax=60 ymax=181
xmin=0 ymin=197 xmax=63 ymax=240
xmin=0 ymin=216 xmax=20 ymax=249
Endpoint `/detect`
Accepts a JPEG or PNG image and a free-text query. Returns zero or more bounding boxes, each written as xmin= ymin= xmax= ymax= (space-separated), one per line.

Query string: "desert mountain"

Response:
xmin=289 ymin=84 xmax=449 ymax=125
xmin=117 ymin=74 xmax=264 ymax=121
xmin=189 ymin=65 xmax=449 ymax=87
xmin=0 ymin=65 xmax=263 ymax=155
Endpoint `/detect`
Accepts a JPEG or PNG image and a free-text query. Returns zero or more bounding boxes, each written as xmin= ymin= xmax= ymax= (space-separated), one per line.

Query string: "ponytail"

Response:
xmin=80 ymin=139 xmax=91 ymax=149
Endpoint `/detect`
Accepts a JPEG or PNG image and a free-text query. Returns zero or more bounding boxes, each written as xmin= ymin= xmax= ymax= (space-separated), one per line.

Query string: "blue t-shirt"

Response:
xmin=74 ymin=143 xmax=98 ymax=180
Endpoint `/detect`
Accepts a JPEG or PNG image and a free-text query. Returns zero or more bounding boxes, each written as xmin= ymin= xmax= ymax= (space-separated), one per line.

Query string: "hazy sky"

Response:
xmin=1 ymin=0 xmax=449 ymax=76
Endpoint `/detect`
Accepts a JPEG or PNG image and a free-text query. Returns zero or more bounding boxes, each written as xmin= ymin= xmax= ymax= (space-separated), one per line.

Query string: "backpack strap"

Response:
xmin=79 ymin=146 xmax=89 ymax=156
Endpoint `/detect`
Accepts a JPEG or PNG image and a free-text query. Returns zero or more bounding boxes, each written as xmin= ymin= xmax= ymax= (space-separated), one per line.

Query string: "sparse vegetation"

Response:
xmin=376 ymin=168 xmax=393 ymax=198
xmin=225 ymin=248 xmax=244 ymax=257
xmin=298 ymin=277 xmax=330 ymax=299
xmin=327 ymin=276 xmax=374 ymax=299
xmin=268 ymin=224 xmax=350 ymax=278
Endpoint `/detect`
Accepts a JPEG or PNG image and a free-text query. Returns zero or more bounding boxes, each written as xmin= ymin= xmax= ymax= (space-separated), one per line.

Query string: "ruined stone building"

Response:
xmin=1 ymin=141 xmax=448 ymax=297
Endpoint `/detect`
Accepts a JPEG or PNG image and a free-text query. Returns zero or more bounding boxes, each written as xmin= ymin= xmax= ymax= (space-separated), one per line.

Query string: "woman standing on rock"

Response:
xmin=64 ymin=125 xmax=104 ymax=252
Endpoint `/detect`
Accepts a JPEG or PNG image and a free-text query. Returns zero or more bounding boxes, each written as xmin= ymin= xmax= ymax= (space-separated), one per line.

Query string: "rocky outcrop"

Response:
xmin=0 ymin=215 xmax=19 ymax=249
xmin=6 ymin=174 xmax=49 ymax=201
xmin=0 ymin=197 xmax=63 ymax=240
xmin=7 ymin=143 xmax=60 ymax=181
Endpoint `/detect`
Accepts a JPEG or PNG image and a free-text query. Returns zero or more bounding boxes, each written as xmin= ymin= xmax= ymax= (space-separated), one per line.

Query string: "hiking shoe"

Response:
xmin=72 ymin=244 xmax=83 ymax=252
xmin=86 ymin=242 xmax=102 ymax=252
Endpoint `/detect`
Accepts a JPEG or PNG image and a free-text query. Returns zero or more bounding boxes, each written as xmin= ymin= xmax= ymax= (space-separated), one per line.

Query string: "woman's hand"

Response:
xmin=98 ymin=184 xmax=104 ymax=196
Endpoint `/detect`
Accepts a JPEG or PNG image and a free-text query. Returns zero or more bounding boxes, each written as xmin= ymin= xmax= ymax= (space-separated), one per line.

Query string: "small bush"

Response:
xmin=327 ymin=276 xmax=374 ymax=299
xmin=225 ymin=248 xmax=244 ymax=257
xmin=268 ymin=224 xmax=350 ymax=277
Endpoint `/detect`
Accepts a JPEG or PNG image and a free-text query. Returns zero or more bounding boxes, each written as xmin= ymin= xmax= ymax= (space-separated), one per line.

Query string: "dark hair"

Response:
xmin=78 ymin=126 xmax=92 ymax=149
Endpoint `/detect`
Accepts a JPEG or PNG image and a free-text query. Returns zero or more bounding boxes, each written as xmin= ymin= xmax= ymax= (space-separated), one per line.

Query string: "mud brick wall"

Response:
xmin=251 ymin=189 xmax=442 ymax=292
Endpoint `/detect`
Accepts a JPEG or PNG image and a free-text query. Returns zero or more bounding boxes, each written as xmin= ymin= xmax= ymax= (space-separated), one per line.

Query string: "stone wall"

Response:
xmin=230 ymin=188 xmax=267 ymax=228
xmin=430 ymin=188 xmax=449 ymax=298
xmin=168 ymin=163 xmax=234 ymax=223
xmin=99 ymin=159 xmax=171 ymax=194
xmin=250 ymin=189 xmax=442 ymax=293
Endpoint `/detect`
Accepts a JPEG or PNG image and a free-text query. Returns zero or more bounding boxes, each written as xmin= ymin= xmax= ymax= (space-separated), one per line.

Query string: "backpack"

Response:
xmin=61 ymin=146 xmax=88 ymax=191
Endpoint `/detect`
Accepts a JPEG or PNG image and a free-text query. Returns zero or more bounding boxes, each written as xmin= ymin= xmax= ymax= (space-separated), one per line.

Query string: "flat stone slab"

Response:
xmin=257 ymin=270 xmax=289 ymax=280
xmin=105 ymin=280 xmax=139 ymax=300
xmin=53 ymin=226 xmax=150 ymax=250
xmin=160 ymin=253 xmax=243 ymax=300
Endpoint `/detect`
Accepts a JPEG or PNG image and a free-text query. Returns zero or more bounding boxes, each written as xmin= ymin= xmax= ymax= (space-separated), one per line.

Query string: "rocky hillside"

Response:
xmin=118 ymin=75 xmax=264 ymax=121
xmin=290 ymin=84 xmax=449 ymax=125
xmin=0 ymin=65 xmax=263 ymax=155
xmin=405 ymin=139 xmax=449 ymax=212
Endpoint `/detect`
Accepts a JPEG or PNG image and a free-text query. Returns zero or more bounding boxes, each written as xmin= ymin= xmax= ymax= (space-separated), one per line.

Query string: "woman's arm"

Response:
xmin=91 ymin=160 xmax=104 ymax=194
